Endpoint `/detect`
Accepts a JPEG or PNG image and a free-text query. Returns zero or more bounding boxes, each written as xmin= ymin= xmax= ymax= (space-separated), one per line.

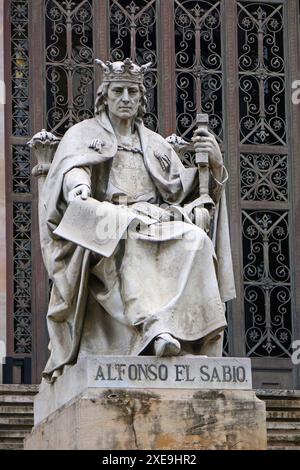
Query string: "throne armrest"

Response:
xmin=28 ymin=130 xmax=60 ymax=248
xmin=28 ymin=129 xmax=60 ymax=178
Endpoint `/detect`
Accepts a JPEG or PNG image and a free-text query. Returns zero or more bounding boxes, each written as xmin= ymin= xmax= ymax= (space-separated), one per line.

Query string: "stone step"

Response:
xmin=0 ymin=387 xmax=36 ymax=450
xmin=264 ymin=399 xmax=300 ymax=410
xmin=257 ymin=390 xmax=300 ymax=399
xmin=268 ymin=445 xmax=300 ymax=451
xmin=267 ymin=422 xmax=300 ymax=430
xmin=267 ymin=433 xmax=300 ymax=445
xmin=0 ymin=416 xmax=33 ymax=426
xmin=0 ymin=429 xmax=31 ymax=439
xmin=0 ymin=385 xmax=38 ymax=396
xmin=0 ymin=395 xmax=35 ymax=404
xmin=0 ymin=405 xmax=34 ymax=415
xmin=267 ymin=410 xmax=300 ymax=420
xmin=257 ymin=392 xmax=300 ymax=450
xmin=0 ymin=442 xmax=24 ymax=450
xmin=0 ymin=437 xmax=29 ymax=445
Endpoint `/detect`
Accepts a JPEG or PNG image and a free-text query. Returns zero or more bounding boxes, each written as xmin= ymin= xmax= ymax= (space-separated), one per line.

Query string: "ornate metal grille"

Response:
xmin=13 ymin=202 xmax=32 ymax=354
xmin=10 ymin=0 xmax=33 ymax=358
xmin=174 ymin=0 xmax=223 ymax=141
xmin=238 ymin=1 xmax=292 ymax=359
xmin=242 ymin=210 xmax=292 ymax=357
xmin=240 ymin=153 xmax=288 ymax=201
xmin=45 ymin=0 xmax=94 ymax=136
xmin=11 ymin=0 xmax=30 ymax=136
xmin=109 ymin=0 xmax=158 ymax=131
xmin=238 ymin=2 xmax=286 ymax=145
xmin=12 ymin=145 xmax=31 ymax=193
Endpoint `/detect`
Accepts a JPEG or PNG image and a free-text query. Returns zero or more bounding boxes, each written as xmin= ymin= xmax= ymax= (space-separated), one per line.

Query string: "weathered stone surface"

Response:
xmin=25 ymin=388 xmax=267 ymax=450
xmin=34 ymin=356 xmax=252 ymax=425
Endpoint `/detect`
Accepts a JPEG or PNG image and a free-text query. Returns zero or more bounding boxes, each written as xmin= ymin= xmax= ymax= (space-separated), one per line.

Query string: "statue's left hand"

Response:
xmin=192 ymin=129 xmax=223 ymax=181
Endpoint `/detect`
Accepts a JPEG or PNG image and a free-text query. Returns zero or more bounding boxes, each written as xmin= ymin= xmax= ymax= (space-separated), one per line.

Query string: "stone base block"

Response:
xmin=32 ymin=356 xmax=253 ymax=425
xmin=24 ymin=388 xmax=267 ymax=450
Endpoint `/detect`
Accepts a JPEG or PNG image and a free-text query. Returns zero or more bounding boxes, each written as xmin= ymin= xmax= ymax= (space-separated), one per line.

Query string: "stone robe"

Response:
xmin=41 ymin=111 xmax=236 ymax=382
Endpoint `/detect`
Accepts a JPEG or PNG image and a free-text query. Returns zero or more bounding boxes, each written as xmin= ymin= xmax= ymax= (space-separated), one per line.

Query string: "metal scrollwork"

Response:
xmin=243 ymin=210 xmax=292 ymax=357
xmin=238 ymin=2 xmax=286 ymax=145
xmin=241 ymin=153 xmax=288 ymax=201
xmin=11 ymin=0 xmax=30 ymax=136
xmin=45 ymin=0 xmax=94 ymax=136
xmin=110 ymin=0 xmax=158 ymax=131
xmin=13 ymin=203 xmax=32 ymax=353
xmin=174 ymin=0 xmax=222 ymax=141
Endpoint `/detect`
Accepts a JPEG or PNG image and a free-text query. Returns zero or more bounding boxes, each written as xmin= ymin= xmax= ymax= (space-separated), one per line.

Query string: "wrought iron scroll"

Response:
xmin=109 ymin=0 xmax=158 ymax=131
xmin=174 ymin=0 xmax=223 ymax=141
xmin=45 ymin=0 xmax=94 ymax=136
xmin=11 ymin=0 xmax=30 ymax=136
xmin=13 ymin=203 xmax=32 ymax=354
xmin=241 ymin=153 xmax=288 ymax=201
xmin=242 ymin=210 xmax=292 ymax=357
xmin=238 ymin=2 xmax=286 ymax=145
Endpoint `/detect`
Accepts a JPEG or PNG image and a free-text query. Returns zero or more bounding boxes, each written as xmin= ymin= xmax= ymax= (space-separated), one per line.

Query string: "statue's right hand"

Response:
xmin=68 ymin=184 xmax=91 ymax=203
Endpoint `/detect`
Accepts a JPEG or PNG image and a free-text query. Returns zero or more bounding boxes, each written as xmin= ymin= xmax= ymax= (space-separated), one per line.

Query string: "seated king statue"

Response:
xmin=40 ymin=58 xmax=236 ymax=383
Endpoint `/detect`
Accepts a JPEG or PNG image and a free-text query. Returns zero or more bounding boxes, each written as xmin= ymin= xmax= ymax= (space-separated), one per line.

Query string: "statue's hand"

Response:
xmin=68 ymin=184 xmax=91 ymax=203
xmin=191 ymin=128 xmax=223 ymax=180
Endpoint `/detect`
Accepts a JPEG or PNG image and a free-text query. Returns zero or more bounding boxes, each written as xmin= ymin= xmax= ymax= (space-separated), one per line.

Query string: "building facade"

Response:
xmin=1 ymin=0 xmax=300 ymax=388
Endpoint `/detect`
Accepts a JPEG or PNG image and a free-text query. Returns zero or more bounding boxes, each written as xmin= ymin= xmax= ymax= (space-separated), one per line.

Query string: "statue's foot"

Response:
xmin=154 ymin=333 xmax=181 ymax=357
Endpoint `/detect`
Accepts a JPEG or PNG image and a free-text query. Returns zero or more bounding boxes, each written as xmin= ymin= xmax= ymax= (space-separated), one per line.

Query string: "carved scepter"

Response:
xmin=193 ymin=113 xmax=212 ymax=233
xmin=195 ymin=113 xmax=210 ymax=196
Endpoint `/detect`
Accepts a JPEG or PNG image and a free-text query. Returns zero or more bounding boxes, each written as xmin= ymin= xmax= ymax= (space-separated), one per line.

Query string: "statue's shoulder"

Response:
xmin=61 ymin=117 xmax=101 ymax=141
xmin=143 ymin=125 xmax=165 ymax=142
xmin=143 ymin=125 xmax=173 ymax=151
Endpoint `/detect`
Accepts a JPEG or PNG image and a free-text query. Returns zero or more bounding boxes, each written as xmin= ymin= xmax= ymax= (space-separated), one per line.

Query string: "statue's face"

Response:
xmin=106 ymin=81 xmax=141 ymax=120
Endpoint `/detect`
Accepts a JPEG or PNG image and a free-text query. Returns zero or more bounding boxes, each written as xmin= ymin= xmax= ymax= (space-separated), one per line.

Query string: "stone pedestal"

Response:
xmin=24 ymin=356 xmax=267 ymax=450
xmin=25 ymin=388 xmax=266 ymax=450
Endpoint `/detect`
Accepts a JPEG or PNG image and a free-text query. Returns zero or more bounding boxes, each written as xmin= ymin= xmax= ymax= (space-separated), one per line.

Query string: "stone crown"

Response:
xmin=95 ymin=58 xmax=151 ymax=84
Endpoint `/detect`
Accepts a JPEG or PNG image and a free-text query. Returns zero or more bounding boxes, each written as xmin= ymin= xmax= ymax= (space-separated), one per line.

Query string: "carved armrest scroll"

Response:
xmin=28 ymin=130 xmax=61 ymax=248
xmin=28 ymin=129 xmax=60 ymax=178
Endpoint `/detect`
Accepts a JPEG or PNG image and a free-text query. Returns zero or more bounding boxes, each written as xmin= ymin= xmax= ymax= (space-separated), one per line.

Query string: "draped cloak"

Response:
xmin=41 ymin=111 xmax=236 ymax=382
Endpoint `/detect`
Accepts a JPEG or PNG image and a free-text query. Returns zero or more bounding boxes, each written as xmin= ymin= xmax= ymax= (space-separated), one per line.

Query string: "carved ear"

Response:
xmin=95 ymin=59 xmax=109 ymax=72
xmin=140 ymin=62 xmax=152 ymax=72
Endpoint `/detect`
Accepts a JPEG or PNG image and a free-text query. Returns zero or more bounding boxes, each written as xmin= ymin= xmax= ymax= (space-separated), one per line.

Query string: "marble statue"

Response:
xmin=32 ymin=59 xmax=235 ymax=383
